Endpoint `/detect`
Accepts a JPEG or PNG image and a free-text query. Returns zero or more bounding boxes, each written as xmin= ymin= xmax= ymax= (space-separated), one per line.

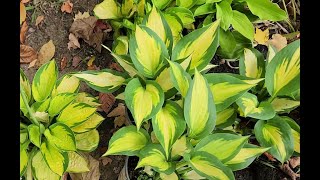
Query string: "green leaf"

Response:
xmin=125 ymin=79 xmax=164 ymax=130
xmin=73 ymin=92 xmax=101 ymax=107
xmin=20 ymin=145 xmax=28 ymax=176
xmin=93 ymin=0 xmax=122 ymax=19
xmin=254 ymin=117 xmax=294 ymax=163
xmin=48 ymin=93 xmax=77 ymax=116
xmin=44 ymin=123 xmax=76 ymax=151
xmin=166 ymin=7 xmax=195 ymax=26
xmin=168 ymin=61 xmax=192 ymax=97
xmin=239 ymin=48 xmax=265 ymax=79
xmin=103 ymin=126 xmax=150 ymax=156
xmin=194 ymin=133 xmax=249 ymax=163
xmin=194 ymin=3 xmax=216 ymax=17
xmin=283 ymin=116 xmax=300 ymax=154
xmin=71 ymin=113 xmax=105 ymax=133
xmin=32 ymin=60 xmax=58 ymax=102
xmin=31 ymin=98 xmax=51 ymax=112
xmin=176 ymin=0 xmax=198 ymax=8
xmin=28 ymin=124 xmax=42 ymax=148
xmin=113 ymin=36 xmax=129 ymax=55
xmin=152 ymin=100 xmax=186 ymax=159
xmin=137 ymin=144 xmax=175 ymax=174
xmin=75 ymin=129 xmax=100 ymax=152
xmin=121 ymin=0 xmax=134 ymax=17
xmin=20 ymin=69 xmax=31 ymax=113
xmin=57 ymin=102 xmax=96 ymax=127
xmin=40 ymin=141 xmax=69 ymax=176
xmin=155 ymin=67 xmax=176 ymax=96
xmin=20 ymin=132 xmax=28 ymax=144
xmin=53 ymin=74 xmax=80 ymax=96
xmin=265 ymin=40 xmax=300 ymax=97
xmin=152 ymin=0 xmax=173 ymax=9
xmin=216 ymin=1 xmax=233 ymax=30
xmin=163 ymin=13 xmax=183 ymax=47
xmin=160 ymin=172 xmax=179 ymax=180
xmin=33 ymin=111 xmax=49 ymax=123
xmin=184 ymin=69 xmax=216 ymax=139
xmin=245 ymin=0 xmax=287 ymax=21
xmin=171 ymin=135 xmax=190 ymax=159
xmin=216 ymin=108 xmax=236 ymax=129
xmin=32 ymin=150 xmax=60 ymax=180
xmin=231 ymin=10 xmax=254 ymax=41
xmin=66 ymin=152 xmax=89 ymax=173
xmin=271 ymin=97 xmax=300 ymax=114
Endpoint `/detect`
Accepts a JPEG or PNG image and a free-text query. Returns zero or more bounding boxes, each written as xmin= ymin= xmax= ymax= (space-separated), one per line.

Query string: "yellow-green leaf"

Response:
xmin=271 ymin=97 xmax=300 ymax=114
xmin=20 ymin=68 xmax=31 ymax=104
xmin=32 ymin=150 xmax=60 ymax=180
xmin=20 ymin=147 xmax=28 ymax=176
xmin=93 ymin=0 xmax=122 ymax=19
xmin=31 ymin=98 xmax=51 ymax=112
xmin=283 ymin=117 xmax=300 ymax=154
xmin=240 ymin=48 xmax=265 ymax=79
xmin=73 ymin=92 xmax=101 ymax=107
xmin=155 ymin=67 xmax=175 ymax=93
xmin=160 ymin=172 xmax=178 ymax=180
xmin=75 ymin=129 xmax=99 ymax=152
xmin=216 ymin=108 xmax=236 ymax=128
xmin=165 ymin=7 xmax=195 ymax=26
xmin=231 ymin=10 xmax=254 ymax=41
xmin=28 ymin=124 xmax=42 ymax=148
xmin=53 ymin=75 xmax=80 ymax=96
xmin=168 ymin=61 xmax=191 ymax=97
xmin=71 ymin=113 xmax=104 ymax=133
xmin=66 ymin=152 xmax=89 ymax=173
xmin=44 ymin=123 xmax=76 ymax=151
xmin=48 ymin=93 xmax=77 ymax=116
xmin=171 ymin=135 xmax=190 ymax=159
xmin=176 ymin=0 xmax=198 ymax=9
xmin=181 ymin=170 xmax=206 ymax=180
xmin=163 ymin=13 xmax=183 ymax=47
xmin=113 ymin=36 xmax=129 ymax=55
xmin=121 ymin=0 xmax=134 ymax=17
xmin=151 ymin=0 xmax=173 ymax=9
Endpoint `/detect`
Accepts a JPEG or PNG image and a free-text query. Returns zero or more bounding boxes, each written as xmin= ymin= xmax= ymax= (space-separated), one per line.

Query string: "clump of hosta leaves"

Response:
xmin=20 ymin=60 xmax=104 ymax=179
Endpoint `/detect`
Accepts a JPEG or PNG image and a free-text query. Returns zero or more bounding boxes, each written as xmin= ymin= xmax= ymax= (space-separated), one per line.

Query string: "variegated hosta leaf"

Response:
xmin=32 ymin=150 xmax=61 ymax=180
xmin=151 ymin=0 xmax=173 ymax=10
xmin=44 ymin=123 xmax=76 ymax=151
xmin=53 ymin=75 xmax=80 ymax=96
xmin=73 ymin=69 xmax=128 ymax=93
xmin=155 ymin=67 xmax=175 ymax=95
xmin=200 ymin=63 xmax=218 ymax=73
xmin=194 ymin=133 xmax=249 ymax=163
xmin=136 ymin=0 xmax=146 ymax=16
xmin=121 ymin=0 xmax=134 ymax=17
xmin=205 ymin=73 xmax=257 ymax=112
xmin=93 ymin=0 xmax=122 ymax=19
xmin=20 ymin=132 xmax=28 ymax=144
xmin=225 ymin=144 xmax=270 ymax=171
xmin=226 ymin=73 xmax=265 ymax=85
xmin=113 ymin=36 xmax=129 ymax=55
xmin=28 ymin=124 xmax=42 ymax=148
xmin=57 ymin=102 xmax=96 ymax=127
xmin=265 ymin=40 xmax=300 ymax=96
xmin=143 ymin=6 xmax=173 ymax=51
xmin=152 ymin=100 xmax=186 ymax=159
xmin=172 ymin=20 xmax=220 ymax=72
xmin=20 ymin=145 xmax=28 ymax=176
xmin=48 ymin=93 xmax=77 ymax=116
xmin=71 ymin=113 xmax=105 ymax=134
xmin=66 ymin=152 xmax=89 ymax=173
xmin=32 ymin=60 xmax=58 ymax=102
xmin=168 ymin=61 xmax=192 ymax=97
xmin=125 ymin=79 xmax=164 ymax=130
xmin=40 ymin=141 xmax=69 ymax=176
xmin=33 ymin=111 xmax=49 ymax=123
xmin=136 ymin=144 xmax=175 ymax=174
xmin=31 ymin=98 xmax=51 ymax=112
xmin=103 ymin=126 xmax=150 ymax=156
xmin=74 ymin=92 xmax=101 ymax=107
xmin=171 ymin=135 xmax=190 ymax=159
xmin=254 ymin=117 xmax=294 ymax=163
xmin=216 ymin=0 xmax=233 ymax=30
xmin=181 ymin=169 xmax=206 ymax=180
xmin=267 ymin=44 xmax=278 ymax=65
xmin=165 ymin=7 xmax=195 ymax=26
xmin=184 ymin=69 xmax=216 ymax=139
xmin=240 ymin=48 xmax=265 ymax=79
xmin=271 ymin=97 xmax=300 ymax=114
xmin=283 ymin=116 xmax=300 ymax=154
xmin=176 ymin=0 xmax=198 ymax=9
xmin=75 ymin=129 xmax=99 ymax=152
xmin=186 ymin=152 xmax=235 ymax=180
xmin=129 ymin=25 xmax=169 ymax=78
xmin=163 ymin=13 xmax=183 ymax=47
xmin=216 ymin=108 xmax=236 ymax=129
xmin=236 ymin=92 xmax=275 ymax=120
xmin=20 ymin=68 xmax=31 ymax=103
xmin=160 ymin=172 xmax=178 ymax=180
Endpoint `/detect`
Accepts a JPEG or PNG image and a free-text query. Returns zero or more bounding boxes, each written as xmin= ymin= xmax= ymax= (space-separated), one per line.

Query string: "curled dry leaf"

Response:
xmin=87 ymin=65 xmax=100 ymax=70
xmin=100 ymin=157 xmax=113 ymax=166
xmin=114 ymin=116 xmax=127 ymax=128
xmin=74 ymin=11 xmax=90 ymax=21
xmin=254 ymin=28 xmax=269 ymax=46
xmin=28 ymin=60 xmax=38 ymax=68
xmin=70 ymin=16 xmax=97 ymax=41
xmin=99 ymin=93 xmax=116 ymax=114
xmin=69 ymin=153 xmax=100 ymax=180
xmin=20 ymin=45 xmax=38 ymax=64
xmin=107 ymin=103 xmax=125 ymax=117
xmin=108 ymin=62 xmax=123 ymax=72
xmin=20 ymin=2 xmax=26 ymax=25
xmin=67 ymin=33 xmax=80 ymax=50
xmin=289 ymin=157 xmax=300 ymax=169
xmin=38 ymin=40 xmax=55 ymax=66
xmin=20 ymin=21 xmax=28 ymax=44
xmin=72 ymin=56 xmax=82 ymax=67
xmin=61 ymin=0 xmax=73 ymax=13
xmin=60 ymin=57 xmax=68 ymax=70
xmin=266 ymin=34 xmax=287 ymax=51
xmin=280 ymin=163 xmax=300 ymax=180
xmin=35 ymin=15 xmax=45 ymax=26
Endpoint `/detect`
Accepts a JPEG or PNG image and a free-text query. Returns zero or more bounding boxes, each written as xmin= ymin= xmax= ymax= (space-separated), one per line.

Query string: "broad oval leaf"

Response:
xmin=216 ymin=1 xmax=233 ymax=30
xmin=20 ymin=147 xmax=28 ymax=176
xmin=172 ymin=20 xmax=220 ymax=72
xmin=66 ymin=152 xmax=89 ymax=173
xmin=184 ymin=69 xmax=216 ymax=139
xmin=194 ymin=133 xmax=249 ymax=163
xmin=163 ymin=12 xmax=183 ymax=47
xmin=187 ymin=151 xmax=235 ymax=180
xmin=71 ymin=113 xmax=105 ymax=133
xmin=136 ymin=144 xmax=175 ymax=174
xmin=171 ymin=135 xmax=190 ymax=159
xmin=112 ymin=36 xmax=129 ymax=55
xmin=165 ymin=7 xmax=195 ymax=26
xmin=271 ymin=97 xmax=300 ymax=114
xmin=205 ymin=73 xmax=257 ymax=112
xmin=73 ymin=69 xmax=128 ymax=93
xmin=245 ymin=0 xmax=287 ymax=21
xmin=125 ymin=79 xmax=164 ymax=130
xmin=32 ymin=60 xmax=58 ymax=102
xmin=31 ymin=98 xmax=51 ymax=112
xmin=265 ymin=40 xmax=300 ymax=96
xmin=216 ymin=108 xmax=236 ymax=129
xmin=73 ymin=92 xmax=101 ymax=107
xmin=194 ymin=3 xmax=216 ymax=17
xmin=283 ymin=116 xmax=300 ymax=154
xmin=103 ymin=126 xmax=150 ymax=156
xmin=93 ymin=0 xmax=121 ymax=19
xmin=151 ymin=0 xmax=173 ymax=10
xmin=240 ymin=48 xmax=265 ymax=79
xmin=44 ymin=123 xmax=76 ymax=151
xmin=254 ymin=117 xmax=294 ymax=163
xmin=75 ymin=129 xmax=99 ymax=152
xmin=53 ymin=75 xmax=80 ymax=96
xmin=231 ymin=10 xmax=254 ymax=41
xmin=129 ymin=25 xmax=169 ymax=78
xmin=40 ymin=141 xmax=69 ymax=176
xmin=57 ymin=102 xmax=96 ymax=127
xmin=176 ymin=0 xmax=198 ymax=9
xmin=155 ymin=67 xmax=176 ymax=96
xmin=48 ymin=93 xmax=77 ymax=116
xmin=28 ymin=124 xmax=41 ymax=148
xmin=168 ymin=61 xmax=192 ymax=97
xmin=32 ymin=150 xmax=60 ymax=180
xmin=152 ymin=100 xmax=186 ymax=159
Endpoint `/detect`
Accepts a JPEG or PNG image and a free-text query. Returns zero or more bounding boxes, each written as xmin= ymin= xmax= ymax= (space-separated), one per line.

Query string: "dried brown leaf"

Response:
xmin=70 ymin=16 xmax=97 ymax=41
xmin=263 ymin=152 xmax=276 ymax=162
xmin=100 ymin=157 xmax=113 ymax=166
xmin=20 ymin=45 xmax=37 ymax=64
xmin=20 ymin=2 xmax=26 ymax=25
xmin=38 ymin=40 xmax=55 ymax=66
xmin=21 ymin=0 xmax=30 ymax=3
xmin=109 ymin=62 xmax=123 ymax=72
xmin=61 ymin=0 xmax=73 ymax=14
xmin=114 ymin=116 xmax=126 ymax=128
xmin=289 ymin=157 xmax=300 ymax=169
xmin=107 ymin=103 xmax=125 ymax=117
xmin=35 ymin=15 xmax=44 ymax=26
xmin=28 ymin=60 xmax=38 ymax=68
xmin=74 ymin=11 xmax=90 ymax=21
xmin=69 ymin=153 xmax=100 ymax=180
xmin=99 ymin=93 xmax=116 ymax=114
xmin=60 ymin=57 xmax=68 ymax=70
xmin=87 ymin=65 xmax=100 ymax=70
xmin=20 ymin=21 xmax=28 ymax=44
xmin=72 ymin=56 xmax=81 ymax=67
xmin=280 ymin=163 xmax=300 ymax=180
xmin=266 ymin=34 xmax=287 ymax=51
xmin=67 ymin=33 xmax=80 ymax=50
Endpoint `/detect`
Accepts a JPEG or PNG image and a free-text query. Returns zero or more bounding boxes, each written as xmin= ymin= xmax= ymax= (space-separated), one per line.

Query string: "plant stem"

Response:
xmin=176 ymin=161 xmax=188 ymax=170
xmin=282 ymin=0 xmax=295 ymax=32
xmin=177 ymin=167 xmax=192 ymax=175
xmin=20 ymin=122 xmax=28 ymax=129
xmin=20 ymin=83 xmax=39 ymax=126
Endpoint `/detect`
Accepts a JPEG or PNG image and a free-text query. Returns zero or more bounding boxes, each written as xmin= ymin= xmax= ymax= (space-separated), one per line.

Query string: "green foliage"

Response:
xmin=20 ymin=60 xmax=103 ymax=179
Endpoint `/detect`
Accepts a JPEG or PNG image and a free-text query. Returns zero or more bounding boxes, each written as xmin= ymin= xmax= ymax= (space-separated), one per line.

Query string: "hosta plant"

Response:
xmin=20 ymin=60 xmax=104 ymax=179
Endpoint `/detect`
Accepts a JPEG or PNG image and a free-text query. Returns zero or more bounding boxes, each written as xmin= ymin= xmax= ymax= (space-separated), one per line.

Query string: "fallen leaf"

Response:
xmin=266 ymin=34 xmax=287 ymax=51
xmin=289 ymin=157 xmax=300 ymax=169
xmin=87 ymin=65 xmax=100 ymax=70
xmin=280 ymin=163 xmax=300 ymax=180
xmin=67 ymin=33 xmax=81 ymax=50
xmin=87 ymin=56 xmax=95 ymax=67
xmin=21 ymin=0 xmax=30 ymax=3
xmin=254 ymin=28 xmax=269 ymax=45
xmin=99 ymin=93 xmax=116 ymax=114
xmin=74 ymin=11 xmax=90 ymax=21
xmin=100 ymin=157 xmax=112 ymax=166
xmin=70 ymin=16 xmax=97 ymax=41
xmin=69 ymin=153 xmax=100 ymax=180
xmin=95 ymin=20 xmax=108 ymax=31
xmin=38 ymin=40 xmax=55 ymax=66
xmin=60 ymin=57 xmax=68 ymax=70
xmin=20 ymin=21 xmax=28 ymax=44
xmin=109 ymin=62 xmax=123 ymax=72
xmin=107 ymin=103 xmax=125 ymax=117
xmin=263 ymin=152 xmax=276 ymax=162
xmin=35 ymin=15 xmax=44 ymax=26
xmin=114 ymin=116 xmax=127 ymax=128
xmin=28 ymin=60 xmax=37 ymax=68
xmin=61 ymin=0 xmax=73 ymax=13
xmin=87 ymin=32 xmax=104 ymax=52
xmin=20 ymin=2 xmax=26 ymax=25
xmin=72 ymin=56 xmax=82 ymax=67
xmin=20 ymin=45 xmax=37 ymax=64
